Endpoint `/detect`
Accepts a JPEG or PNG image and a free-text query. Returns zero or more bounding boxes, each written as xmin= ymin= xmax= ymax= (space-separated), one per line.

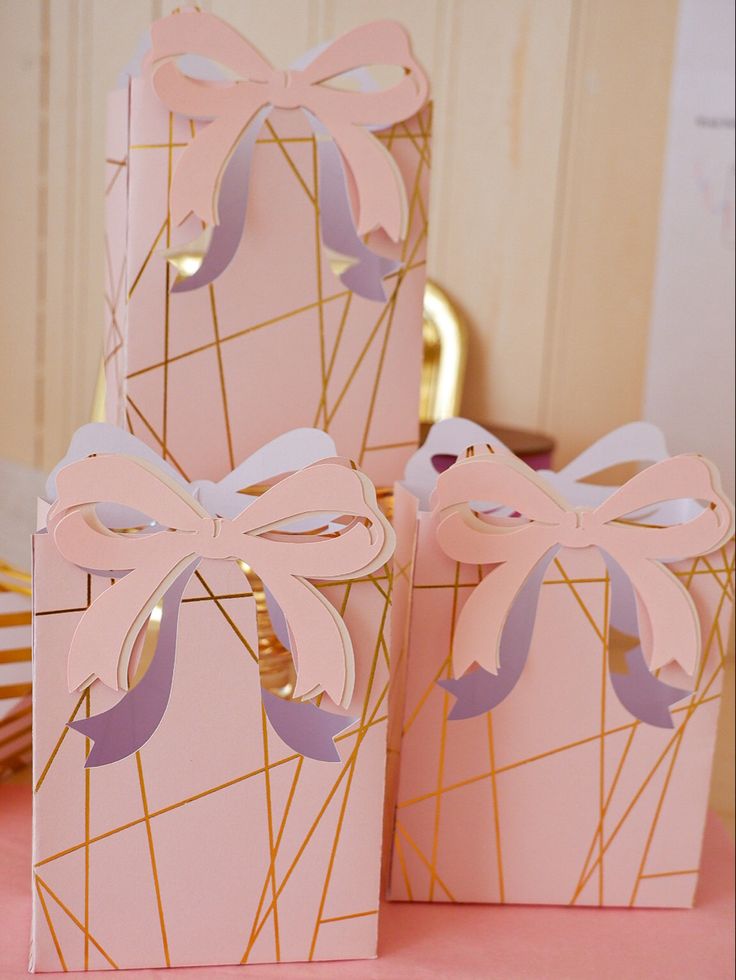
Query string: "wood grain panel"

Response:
xmin=432 ymin=0 xmax=572 ymax=431
xmin=0 ymin=1 xmax=43 ymax=465
xmin=538 ymin=0 xmax=679 ymax=464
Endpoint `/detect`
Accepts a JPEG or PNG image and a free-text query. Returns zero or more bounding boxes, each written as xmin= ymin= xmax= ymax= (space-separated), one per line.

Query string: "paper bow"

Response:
xmin=432 ymin=447 xmax=733 ymax=726
xmin=48 ymin=451 xmax=393 ymax=766
xmin=146 ymin=10 xmax=429 ymax=299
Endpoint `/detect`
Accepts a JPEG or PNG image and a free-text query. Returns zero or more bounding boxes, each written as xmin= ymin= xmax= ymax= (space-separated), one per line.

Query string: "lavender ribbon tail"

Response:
xmin=68 ymin=562 xmax=196 ymax=768
xmin=170 ymin=108 xmax=268 ymax=294
xmin=602 ymin=551 xmax=690 ymax=729
xmin=262 ymin=690 xmax=356 ymax=762
xmin=314 ymin=127 xmax=400 ymax=302
xmin=609 ymin=647 xmax=688 ymax=729
xmin=438 ymin=549 xmax=558 ymax=720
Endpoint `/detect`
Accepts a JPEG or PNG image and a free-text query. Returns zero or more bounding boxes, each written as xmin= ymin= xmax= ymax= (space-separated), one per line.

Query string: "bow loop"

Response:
xmin=434 ymin=450 xmax=570 ymax=567
xmin=594 ymin=454 xmax=733 ymax=557
xmin=148 ymin=8 xmax=274 ymax=83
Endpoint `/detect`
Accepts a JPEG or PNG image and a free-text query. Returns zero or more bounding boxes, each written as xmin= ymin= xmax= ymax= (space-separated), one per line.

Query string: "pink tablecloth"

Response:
xmin=1 ymin=784 xmax=733 ymax=978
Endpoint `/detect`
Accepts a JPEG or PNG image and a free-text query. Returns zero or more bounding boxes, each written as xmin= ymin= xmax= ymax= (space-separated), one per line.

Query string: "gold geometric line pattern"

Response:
xmin=136 ymin=751 xmax=171 ymax=966
xmin=208 ymin=283 xmax=236 ymax=471
xmin=570 ymin=653 xmax=726 ymax=903
xmin=428 ymin=561 xmax=460 ymax=901
xmin=485 ymin=710 xmax=505 ymax=902
xmin=34 ymin=691 xmax=86 ymax=793
xmin=319 ymin=909 xmax=378 ymax=924
xmin=34 ymin=876 xmax=67 ymax=971
xmin=392 ymin=543 xmax=733 ymax=906
xmin=395 ymin=820 xmax=455 ymax=902
xmin=241 ymin=680 xmax=390 ymax=962
xmin=259 ymin=703 xmax=281 ymax=961
xmin=241 ymin=755 xmax=304 ymax=962
xmin=126 ymin=396 xmax=191 ymax=481
xmin=311 ymin=134 xmax=328 ymax=432
xmin=34 ymin=554 xmax=392 ymax=968
xmin=639 ymin=868 xmax=698 ymax=879
xmin=35 ymin=875 xmax=119 ymax=969
xmin=33 ymin=713 xmax=390 ymax=872
xmin=395 ymin=693 xmax=722 ymax=812
xmin=306 ymin=591 xmax=390 ymax=960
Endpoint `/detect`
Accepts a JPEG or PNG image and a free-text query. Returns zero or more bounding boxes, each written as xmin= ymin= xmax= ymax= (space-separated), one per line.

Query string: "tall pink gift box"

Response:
xmin=387 ymin=467 xmax=734 ymax=909
xmin=31 ymin=531 xmax=392 ymax=971
xmin=103 ymin=48 xmax=431 ymax=487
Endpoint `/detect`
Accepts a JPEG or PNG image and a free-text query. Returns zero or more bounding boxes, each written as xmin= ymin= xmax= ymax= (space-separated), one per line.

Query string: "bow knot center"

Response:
xmin=557 ymin=508 xmax=597 ymax=548
xmin=196 ymin=516 xmax=242 ymax=560
xmin=265 ymin=68 xmax=306 ymax=110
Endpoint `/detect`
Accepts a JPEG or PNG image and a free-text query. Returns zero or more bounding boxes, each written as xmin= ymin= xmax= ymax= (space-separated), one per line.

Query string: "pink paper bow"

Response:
xmin=147 ymin=11 xmax=428 ymax=242
xmin=434 ymin=449 xmax=733 ymax=685
xmin=48 ymin=454 xmax=392 ymax=765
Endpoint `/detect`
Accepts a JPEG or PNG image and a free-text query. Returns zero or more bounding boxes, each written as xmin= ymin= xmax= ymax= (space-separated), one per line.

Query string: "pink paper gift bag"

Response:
xmin=31 ymin=427 xmax=394 ymax=971
xmin=104 ymin=11 xmax=431 ymax=488
xmin=387 ymin=421 xmax=734 ymax=908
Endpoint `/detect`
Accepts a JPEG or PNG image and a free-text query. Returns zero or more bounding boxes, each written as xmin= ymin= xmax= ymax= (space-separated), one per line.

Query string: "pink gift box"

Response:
xmin=31 ymin=475 xmax=393 ymax=970
xmin=387 ymin=423 xmax=734 ymax=909
xmin=103 ymin=18 xmax=431 ymax=489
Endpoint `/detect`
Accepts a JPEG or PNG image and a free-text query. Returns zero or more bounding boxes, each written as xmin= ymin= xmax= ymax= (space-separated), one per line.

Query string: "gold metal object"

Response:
xmin=91 ymin=359 xmax=107 ymax=423
xmin=420 ymin=280 xmax=468 ymax=423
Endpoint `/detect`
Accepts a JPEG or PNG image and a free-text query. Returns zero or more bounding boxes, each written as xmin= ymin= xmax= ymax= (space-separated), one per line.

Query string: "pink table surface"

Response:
xmin=1 ymin=784 xmax=733 ymax=979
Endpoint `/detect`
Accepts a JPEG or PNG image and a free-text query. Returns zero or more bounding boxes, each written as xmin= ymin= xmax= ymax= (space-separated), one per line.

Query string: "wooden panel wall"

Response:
xmin=0 ymin=0 xmax=678 ymax=471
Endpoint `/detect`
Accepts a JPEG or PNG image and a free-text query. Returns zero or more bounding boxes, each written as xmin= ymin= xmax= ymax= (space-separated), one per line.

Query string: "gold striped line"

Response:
xmin=486 ymin=711 xmax=505 ymax=902
xmin=395 ymin=821 xmax=455 ymax=901
xmin=319 ymin=909 xmax=378 ymax=924
xmin=0 ymin=682 xmax=32 ymax=699
xmin=260 ymin=703 xmax=281 ymax=960
xmin=264 ymin=118 xmax=315 ymax=203
xmin=242 ymin=683 xmax=389 ymax=960
xmin=125 ymin=291 xmax=350 ymax=380
xmin=0 ymin=611 xmax=32 ymax=627
xmin=35 ymin=875 xmax=118 ymax=968
xmin=194 ymin=570 xmax=258 ymax=664
xmin=136 ymin=752 xmax=170 ymax=966
xmin=127 ymin=217 xmax=167 ymax=299
xmin=307 ymin=589 xmax=390 ymax=959
xmin=570 ymin=658 xmax=725 ymax=902
xmin=34 ymin=876 xmax=67 ymax=971
xmin=33 ymin=715 xmax=388 ymax=872
xmin=208 ymin=282 xmax=235 ymax=470
xmin=313 ymin=292 xmax=352 ymax=427
xmin=125 ymin=397 xmax=190 ymax=480
xmin=640 ymin=869 xmax=699 ymax=879
xmin=0 ymin=647 xmax=31 ymax=663
xmin=242 ymin=755 xmax=304 ymax=962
